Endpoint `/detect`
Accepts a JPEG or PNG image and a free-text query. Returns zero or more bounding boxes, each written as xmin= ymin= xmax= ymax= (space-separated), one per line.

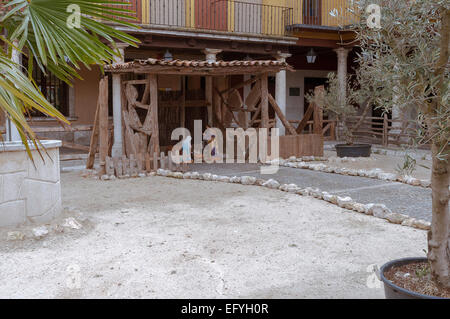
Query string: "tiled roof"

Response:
xmin=105 ymin=58 xmax=291 ymax=72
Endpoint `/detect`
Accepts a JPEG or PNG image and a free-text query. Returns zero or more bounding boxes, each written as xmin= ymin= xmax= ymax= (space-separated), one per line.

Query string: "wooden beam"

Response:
xmin=296 ymin=103 xmax=315 ymax=134
xmin=221 ymin=76 xmax=259 ymax=95
xmin=260 ymin=74 xmax=269 ymax=129
xmin=205 ymin=75 xmax=213 ymax=127
xmin=313 ymin=86 xmax=325 ymax=135
xmin=180 ymin=76 xmax=186 ymax=127
xmin=98 ymin=76 xmax=109 ymax=175
xmin=86 ymin=97 xmax=100 ymax=169
xmin=268 ymin=94 xmax=297 ymax=136
xmin=149 ymin=74 xmax=160 ymax=156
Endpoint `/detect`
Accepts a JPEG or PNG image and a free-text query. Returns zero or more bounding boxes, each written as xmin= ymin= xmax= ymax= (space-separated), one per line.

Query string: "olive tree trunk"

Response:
xmin=428 ymin=144 xmax=450 ymax=288
xmin=427 ymin=8 xmax=450 ymax=289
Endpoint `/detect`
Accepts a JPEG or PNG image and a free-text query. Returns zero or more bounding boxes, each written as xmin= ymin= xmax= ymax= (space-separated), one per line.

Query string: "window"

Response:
xmin=289 ymin=87 xmax=301 ymax=97
xmin=24 ymin=57 xmax=69 ymax=117
xmin=303 ymin=0 xmax=322 ymax=25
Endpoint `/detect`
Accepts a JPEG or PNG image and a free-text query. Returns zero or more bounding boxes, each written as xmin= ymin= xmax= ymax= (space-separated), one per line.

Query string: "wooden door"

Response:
xmin=195 ymin=0 xmax=228 ymax=31
xmin=303 ymin=0 xmax=321 ymax=25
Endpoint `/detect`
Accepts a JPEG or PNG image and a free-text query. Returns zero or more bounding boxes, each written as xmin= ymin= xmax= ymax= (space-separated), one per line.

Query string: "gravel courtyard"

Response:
xmin=0 ymin=172 xmax=427 ymax=298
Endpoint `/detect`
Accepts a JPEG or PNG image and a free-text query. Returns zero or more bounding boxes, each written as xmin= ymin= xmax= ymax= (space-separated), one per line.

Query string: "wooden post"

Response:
xmin=206 ymin=75 xmax=213 ymax=127
xmin=86 ymin=94 xmax=101 ymax=169
xmin=180 ymin=76 xmax=186 ymax=127
xmin=330 ymin=121 xmax=336 ymax=140
xmin=160 ymin=152 xmax=166 ymax=169
xmin=313 ymin=86 xmax=324 ymax=135
xmin=168 ymin=151 xmax=173 ymax=171
xmin=98 ymin=76 xmax=109 ymax=175
xmin=149 ymin=74 xmax=160 ymax=157
xmin=153 ymin=151 xmax=158 ymax=171
xmin=260 ymin=73 xmax=269 ymax=129
xmin=383 ymin=113 xmax=389 ymax=146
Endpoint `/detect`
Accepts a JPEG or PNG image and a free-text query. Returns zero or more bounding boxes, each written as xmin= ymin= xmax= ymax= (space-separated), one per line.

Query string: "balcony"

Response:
xmin=113 ymin=0 xmax=358 ymax=37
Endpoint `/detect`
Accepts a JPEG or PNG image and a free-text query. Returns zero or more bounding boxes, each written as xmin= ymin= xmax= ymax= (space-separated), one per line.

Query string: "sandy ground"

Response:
xmin=323 ymin=150 xmax=432 ymax=180
xmin=0 ymin=172 xmax=427 ymax=298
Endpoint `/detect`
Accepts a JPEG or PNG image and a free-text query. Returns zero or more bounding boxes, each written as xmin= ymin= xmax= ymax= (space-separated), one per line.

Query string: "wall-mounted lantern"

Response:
xmin=306 ymin=48 xmax=317 ymax=64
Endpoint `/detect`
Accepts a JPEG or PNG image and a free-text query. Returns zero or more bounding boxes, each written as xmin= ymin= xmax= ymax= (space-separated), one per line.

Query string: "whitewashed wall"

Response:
xmin=0 ymin=141 xmax=62 ymax=227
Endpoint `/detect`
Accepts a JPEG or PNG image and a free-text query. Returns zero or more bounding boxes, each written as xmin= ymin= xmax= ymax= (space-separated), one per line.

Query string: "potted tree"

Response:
xmin=354 ymin=0 xmax=449 ymax=298
xmin=309 ymin=71 xmax=374 ymax=157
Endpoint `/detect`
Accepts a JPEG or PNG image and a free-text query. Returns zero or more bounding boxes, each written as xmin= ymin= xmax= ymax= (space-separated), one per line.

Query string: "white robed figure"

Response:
xmin=181 ymin=135 xmax=192 ymax=163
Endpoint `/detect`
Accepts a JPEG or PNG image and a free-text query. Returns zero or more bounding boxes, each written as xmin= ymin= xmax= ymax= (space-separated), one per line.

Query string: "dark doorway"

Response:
xmin=304 ymin=77 xmax=327 ymax=108
xmin=303 ymin=0 xmax=322 ymax=25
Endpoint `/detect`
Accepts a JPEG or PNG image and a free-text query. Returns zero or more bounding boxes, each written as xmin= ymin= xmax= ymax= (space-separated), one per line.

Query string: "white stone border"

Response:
xmin=267 ymin=156 xmax=431 ymax=189
xmin=153 ymin=168 xmax=431 ymax=232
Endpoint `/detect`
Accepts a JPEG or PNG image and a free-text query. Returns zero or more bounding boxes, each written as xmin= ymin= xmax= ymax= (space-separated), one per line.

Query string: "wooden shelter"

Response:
xmin=88 ymin=58 xmax=324 ymax=177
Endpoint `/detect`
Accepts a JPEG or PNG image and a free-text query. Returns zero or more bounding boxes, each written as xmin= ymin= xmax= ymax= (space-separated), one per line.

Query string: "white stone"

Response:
xmin=386 ymin=213 xmax=408 ymax=224
xmin=310 ymin=164 xmax=327 ymax=171
xmin=419 ymin=180 xmax=431 ymax=188
xmin=357 ymin=170 xmax=367 ymax=177
xmin=230 ymin=176 xmax=241 ymax=183
xmin=183 ymin=172 xmax=192 ymax=179
xmin=138 ymin=173 xmax=146 ymax=178
xmin=32 ymin=226 xmax=49 ymax=239
xmin=347 ymin=169 xmax=358 ymax=176
xmin=309 ymin=188 xmax=323 ymax=199
xmin=240 ymin=176 xmax=257 ymax=185
xmin=286 ymin=184 xmax=299 ymax=193
xmin=323 ymin=193 xmax=337 ymax=204
xmin=190 ymin=172 xmax=200 ymax=179
xmin=337 ymin=196 xmax=354 ymax=209
xmin=297 ymin=162 xmax=308 ymax=169
xmin=173 ymin=172 xmax=183 ymax=179
xmin=367 ymin=169 xmax=383 ymax=178
xmin=403 ymin=175 xmax=421 ymax=186
xmin=367 ymin=204 xmax=392 ymax=218
xmin=296 ymin=188 xmax=310 ymax=196
xmin=218 ymin=176 xmax=230 ymax=183
xmin=378 ymin=172 xmax=397 ymax=181
xmin=157 ymin=169 xmax=169 ymax=176
xmin=412 ymin=219 xmax=431 ymax=230
xmin=351 ymin=202 xmax=367 ymax=213
xmin=202 ymin=173 xmax=213 ymax=181
xmin=262 ymin=179 xmax=280 ymax=189
xmin=401 ymin=218 xmax=415 ymax=227
xmin=62 ymin=217 xmax=82 ymax=230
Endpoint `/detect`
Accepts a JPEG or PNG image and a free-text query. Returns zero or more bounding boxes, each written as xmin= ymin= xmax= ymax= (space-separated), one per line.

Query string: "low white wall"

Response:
xmin=0 ymin=140 xmax=62 ymax=227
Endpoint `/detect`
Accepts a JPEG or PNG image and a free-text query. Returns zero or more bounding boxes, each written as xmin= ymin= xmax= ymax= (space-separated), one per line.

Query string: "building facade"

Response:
xmin=1 ymin=0 xmax=358 ymax=150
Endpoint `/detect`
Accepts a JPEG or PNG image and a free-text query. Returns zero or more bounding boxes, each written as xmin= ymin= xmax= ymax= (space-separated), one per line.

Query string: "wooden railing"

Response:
xmin=288 ymin=0 xmax=358 ymax=28
xmin=289 ymin=114 xmax=428 ymax=148
xmin=109 ymin=0 xmax=294 ymax=36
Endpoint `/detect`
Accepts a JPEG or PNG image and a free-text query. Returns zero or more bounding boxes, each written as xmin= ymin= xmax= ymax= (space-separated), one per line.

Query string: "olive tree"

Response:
xmin=354 ymin=0 xmax=449 ymax=287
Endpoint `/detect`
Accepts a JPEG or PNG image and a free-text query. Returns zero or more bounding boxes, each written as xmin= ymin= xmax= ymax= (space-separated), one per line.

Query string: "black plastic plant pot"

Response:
xmin=335 ymin=143 xmax=372 ymax=158
xmin=380 ymin=257 xmax=448 ymax=299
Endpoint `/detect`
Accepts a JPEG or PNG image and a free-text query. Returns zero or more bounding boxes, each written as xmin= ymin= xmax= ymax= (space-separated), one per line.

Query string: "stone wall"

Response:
xmin=0 ymin=141 xmax=62 ymax=227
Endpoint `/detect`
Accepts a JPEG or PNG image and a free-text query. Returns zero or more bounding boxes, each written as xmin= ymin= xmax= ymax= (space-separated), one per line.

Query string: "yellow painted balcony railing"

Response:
xmin=110 ymin=0 xmax=359 ymax=36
